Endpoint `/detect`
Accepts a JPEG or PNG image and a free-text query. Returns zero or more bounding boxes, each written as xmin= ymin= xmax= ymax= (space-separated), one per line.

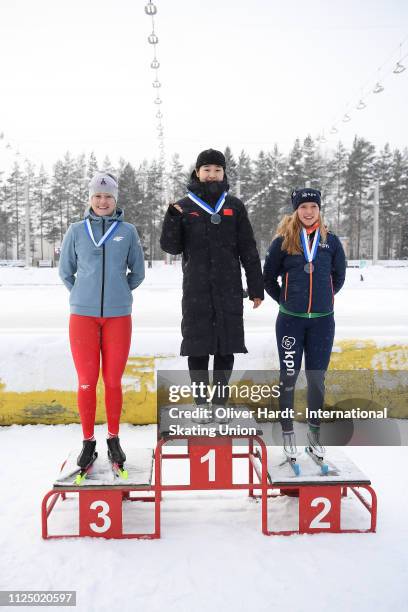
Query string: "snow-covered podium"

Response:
xmin=41 ymin=448 xmax=160 ymax=539
xmin=264 ymin=447 xmax=377 ymax=535
xmin=41 ymin=413 xmax=377 ymax=539
xmin=155 ymin=415 xmax=269 ymax=528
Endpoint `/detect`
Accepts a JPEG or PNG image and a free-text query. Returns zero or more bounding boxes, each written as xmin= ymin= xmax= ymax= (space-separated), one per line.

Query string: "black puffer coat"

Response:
xmin=160 ymin=177 xmax=264 ymax=356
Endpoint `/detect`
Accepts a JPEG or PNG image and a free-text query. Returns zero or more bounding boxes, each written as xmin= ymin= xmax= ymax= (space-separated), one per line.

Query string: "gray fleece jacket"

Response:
xmin=59 ymin=207 xmax=145 ymax=317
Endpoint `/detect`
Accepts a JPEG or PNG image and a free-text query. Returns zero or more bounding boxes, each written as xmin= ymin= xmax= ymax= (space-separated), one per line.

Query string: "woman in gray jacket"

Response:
xmin=59 ymin=172 xmax=145 ymax=479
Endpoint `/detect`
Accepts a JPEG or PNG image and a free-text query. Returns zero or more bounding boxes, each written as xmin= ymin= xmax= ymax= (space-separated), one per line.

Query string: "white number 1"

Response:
xmin=201 ymin=449 xmax=216 ymax=481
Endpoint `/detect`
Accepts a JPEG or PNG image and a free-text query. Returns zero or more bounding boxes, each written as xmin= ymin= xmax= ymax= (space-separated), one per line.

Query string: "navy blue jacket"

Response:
xmin=263 ymin=231 xmax=346 ymax=313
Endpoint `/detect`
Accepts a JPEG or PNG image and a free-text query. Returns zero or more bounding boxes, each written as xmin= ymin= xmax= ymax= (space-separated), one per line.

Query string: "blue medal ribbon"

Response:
xmin=300 ymin=227 xmax=320 ymax=263
xmin=187 ymin=190 xmax=227 ymax=216
xmin=85 ymin=218 xmax=119 ymax=247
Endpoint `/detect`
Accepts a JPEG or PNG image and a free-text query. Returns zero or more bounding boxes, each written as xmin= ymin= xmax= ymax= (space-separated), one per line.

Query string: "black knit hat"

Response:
xmin=195 ymin=149 xmax=226 ymax=170
xmin=291 ymin=188 xmax=321 ymax=210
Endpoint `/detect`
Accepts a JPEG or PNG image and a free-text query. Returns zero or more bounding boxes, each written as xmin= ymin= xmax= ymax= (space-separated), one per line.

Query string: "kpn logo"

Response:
xmin=281 ymin=336 xmax=296 ymax=375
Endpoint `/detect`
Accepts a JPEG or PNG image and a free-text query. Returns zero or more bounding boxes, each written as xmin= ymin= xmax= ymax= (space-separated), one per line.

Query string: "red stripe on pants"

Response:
xmin=69 ymin=314 xmax=132 ymax=439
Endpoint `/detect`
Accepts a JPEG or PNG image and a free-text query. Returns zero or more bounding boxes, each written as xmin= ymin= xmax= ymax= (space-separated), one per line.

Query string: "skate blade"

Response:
xmin=278 ymin=456 xmax=300 ymax=476
xmin=305 ymin=447 xmax=339 ymax=476
xmin=112 ymin=463 xmax=128 ymax=480
xmin=75 ymin=472 xmax=87 ymax=485
xmin=74 ymin=452 xmax=98 ymax=485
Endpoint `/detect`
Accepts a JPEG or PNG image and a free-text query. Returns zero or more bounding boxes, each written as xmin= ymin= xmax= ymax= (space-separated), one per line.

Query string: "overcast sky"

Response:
xmin=0 ymin=0 xmax=407 ymax=171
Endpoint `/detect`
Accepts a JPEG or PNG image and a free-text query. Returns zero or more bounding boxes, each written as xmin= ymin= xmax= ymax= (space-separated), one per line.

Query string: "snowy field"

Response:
xmin=0 ymin=263 xmax=407 ymax=611
xmin=0 ymin=262 xmax=408 ymax=391
xmin=0 ymin=424 xmax=407 ymax=612
xmin=1 ymin=262 xmax=408 ymax=340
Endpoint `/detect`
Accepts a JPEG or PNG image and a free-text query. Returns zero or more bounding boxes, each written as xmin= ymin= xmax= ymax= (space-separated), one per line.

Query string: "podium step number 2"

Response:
xmin=299 ymin=486 xmax=341 ymax=533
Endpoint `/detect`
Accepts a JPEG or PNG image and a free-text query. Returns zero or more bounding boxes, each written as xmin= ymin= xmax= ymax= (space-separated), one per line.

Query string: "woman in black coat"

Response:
xmin=160 ymin=149 xmax=264 ymax=422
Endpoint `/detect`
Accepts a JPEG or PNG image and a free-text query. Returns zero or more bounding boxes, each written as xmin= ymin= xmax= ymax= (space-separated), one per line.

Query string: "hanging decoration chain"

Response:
xmin=316 ymin=35 xmax=408 ymax=143
xmin=145 ymin=1 xmax=166 ymax=187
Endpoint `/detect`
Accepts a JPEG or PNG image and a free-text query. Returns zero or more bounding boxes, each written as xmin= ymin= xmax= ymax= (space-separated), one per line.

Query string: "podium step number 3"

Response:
xmin=79 ymin=490 xmax=123 ymax=538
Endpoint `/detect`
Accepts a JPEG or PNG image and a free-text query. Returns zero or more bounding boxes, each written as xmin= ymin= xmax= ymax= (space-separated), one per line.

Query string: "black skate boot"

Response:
xmin=107 ymin=437 xmax=128 ymax=479
xmin=77 ymin=439 xmax=97 ymax=468
xmin=75 ymin=440 xmax=97 ymax=484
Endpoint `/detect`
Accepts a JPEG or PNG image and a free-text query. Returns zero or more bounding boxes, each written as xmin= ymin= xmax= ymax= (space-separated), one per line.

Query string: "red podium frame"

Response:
xmin=264 ymin=482 xmax=377 ymax=536
xmin=42 ymin=485 xmax=160 ymax=540
xmin=42 ymin=435 xmax=377 ymax=539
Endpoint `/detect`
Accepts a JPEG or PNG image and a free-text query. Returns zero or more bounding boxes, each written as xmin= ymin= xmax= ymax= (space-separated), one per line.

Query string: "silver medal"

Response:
xmin=304 ymin=262 xmax=314 ymax=273
xmin=211 ymin=213 xmax=221 ymax=224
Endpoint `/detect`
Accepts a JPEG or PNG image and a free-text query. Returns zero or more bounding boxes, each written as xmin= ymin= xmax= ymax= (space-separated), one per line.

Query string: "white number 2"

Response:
xmin=89 ymin=500 xmax=111 ymax=533
xmin=309 ymin=497 xmax=331 ymax=529
xmin=201 ymin=449 xmax=216 ymax=482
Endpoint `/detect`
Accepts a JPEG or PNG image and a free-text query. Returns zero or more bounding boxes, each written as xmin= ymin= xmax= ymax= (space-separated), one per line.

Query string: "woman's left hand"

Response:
xmin=252 ymin=298 xmax=263 ymax=309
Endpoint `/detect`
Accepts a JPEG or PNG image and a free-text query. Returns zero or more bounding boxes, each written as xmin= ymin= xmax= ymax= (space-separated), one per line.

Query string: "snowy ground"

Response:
xmin=0 ymin=263 xmax=407 ymax=611
xmin=0 ymin=424 xmax=407 ymax=612
xmin=0 ymin=262 xmax=408 ymax=391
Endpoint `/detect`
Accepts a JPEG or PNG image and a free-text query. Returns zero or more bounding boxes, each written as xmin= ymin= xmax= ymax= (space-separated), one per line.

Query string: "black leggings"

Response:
xmin=276 ymin=312 xmax=335 ymax=433
xmin=188 ymin=354 xmax=234 ymax=406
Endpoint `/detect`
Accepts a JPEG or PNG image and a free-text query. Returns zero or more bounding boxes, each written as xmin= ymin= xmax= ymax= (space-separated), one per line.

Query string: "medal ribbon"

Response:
xmin=300 ymin=227 xmax=320 ymax=263
xmin=85 ymin=219 xmax=119 ymax=247
xmin=187 ymin=190 xmax=227 ymax=216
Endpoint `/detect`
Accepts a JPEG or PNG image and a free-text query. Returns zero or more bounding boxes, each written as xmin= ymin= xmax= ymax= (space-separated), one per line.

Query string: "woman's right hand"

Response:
xmin=172 ymin=203 xmax=183 ymax=213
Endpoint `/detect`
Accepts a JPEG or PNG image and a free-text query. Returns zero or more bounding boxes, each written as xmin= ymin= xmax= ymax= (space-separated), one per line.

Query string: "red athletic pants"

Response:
xmin=69 ymin=314 xmax=132 ymax=439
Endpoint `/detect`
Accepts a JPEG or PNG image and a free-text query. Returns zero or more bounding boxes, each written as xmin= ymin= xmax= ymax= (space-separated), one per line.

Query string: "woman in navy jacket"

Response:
xmin=263 ymin=188 xmax=346 ymax=466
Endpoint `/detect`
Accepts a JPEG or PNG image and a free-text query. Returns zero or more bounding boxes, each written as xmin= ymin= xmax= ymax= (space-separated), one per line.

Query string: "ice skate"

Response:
xmin=75 ymin=440 xmax=97 ymax=484
xmin=282 ymin=431 xmax=300 ymax=475
xmin=107 ymin=436 xmax=128 ymax=479
xmin=306 ymin=427 xmax=326 ymax=459
xmin=77 ymin=439 xmax=97 ymax=469
xmin=306 ymin=427 xmax=329 ymax=475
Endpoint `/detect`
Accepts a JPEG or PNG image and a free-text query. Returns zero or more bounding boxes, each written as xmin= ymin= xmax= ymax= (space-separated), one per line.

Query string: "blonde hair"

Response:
xmin=275 ymin=210 xmax=328 ymax=255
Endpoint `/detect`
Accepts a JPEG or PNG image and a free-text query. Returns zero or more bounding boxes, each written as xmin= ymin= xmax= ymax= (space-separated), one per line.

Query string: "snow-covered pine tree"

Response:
xmin=236 ymin=150 xmax=253 ymax=202
xmin=87 ymin=152 xmax=99 ymax=180
xmin=5 ymin=162 xmax=25 ymax=259
xmin=325 ymin=142 xmax=349 ymax=235
xmin=286 ymin=138 xmax=304 ymax=192
xmin=375 ymin=144 xmax=396 ymax=258
xmin=31 ymin=165 xmax=49 ymax=260
xmin=118 ymin=162 xmax=144 ymax=239
xmin=249 ymin=150 xmax=272 ymax=254
xmin=168 ymin=153 xmax=186 ymax=201
xmin=343 ymin=136 xmax=375 ymax=259
xmin=224 ymin=146 xmax=238 ymax=192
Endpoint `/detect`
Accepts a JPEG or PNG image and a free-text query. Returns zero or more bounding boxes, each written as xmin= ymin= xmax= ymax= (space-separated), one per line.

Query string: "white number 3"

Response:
xmin=89 ymin=500 xmax=111 ymax=533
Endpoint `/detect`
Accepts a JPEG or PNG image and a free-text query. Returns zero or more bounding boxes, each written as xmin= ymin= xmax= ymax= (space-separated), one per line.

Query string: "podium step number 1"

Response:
xmin=189 ymin=438 xmax=233 ymax=488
